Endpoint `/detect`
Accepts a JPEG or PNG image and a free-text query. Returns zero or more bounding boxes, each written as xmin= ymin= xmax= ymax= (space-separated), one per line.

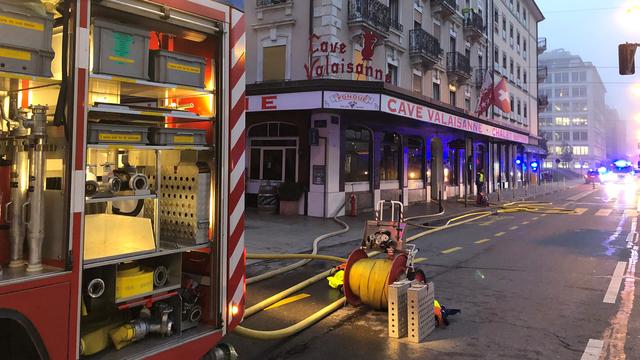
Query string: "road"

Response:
xmin=226 ymin=182 xmax=640 ymax=360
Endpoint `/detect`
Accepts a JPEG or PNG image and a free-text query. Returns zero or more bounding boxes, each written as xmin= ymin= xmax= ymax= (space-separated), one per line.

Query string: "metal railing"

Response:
xmin=474 ymin=68 xmax=486 ymax=88
xmin=446 ymin=52 xmax=471 ymax=75
xmin=432 ymin=0 xmax=458 ymax=13
xmin=409 ymin=28 xmax=443 ymax=60
xmin=537 ymin=37 xmax=547 ymax=53
xmin=463 ymin=10 xmax=484 ymax=33
xmin=537 ymin=65 xmax=548 ymax=80
xmin=348 ymin=0 xmax=390 ymax=33
xmin=257 ymin=0 xmax=291 ymax=7
xmin=390 ymin=17 xmax=404 ymax=32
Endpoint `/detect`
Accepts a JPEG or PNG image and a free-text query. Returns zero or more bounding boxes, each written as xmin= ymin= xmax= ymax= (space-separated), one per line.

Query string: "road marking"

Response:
xmin=571 ymin=208 xmax=588 ymax=215
xmin=580 ymin=339 xmax=604 ymax=360
xmin=532 ymin=216 xmax=540 ymax=220
xmin=478 ymin=220 xmax=495 ymax=226
xmin=625 ymin=209 xmax=638 ymax=217
xmin=474 ymin=239 xmax=491 ymax=244
xmin=595 ymin=209 xmax=613 ymax=217
xmin=568 ymin=188 xmax=600 ymax=202
xmin=265 ymin=293 xmax=311 ymax=310
xmin=494 ymin=232 xmax=506 ymax=237
xmin=541 ymin=214 xmax=548 ymax=217
xmin=414 ymin=257 xmax=428 ymax=264
xmin=521 ymin=221 xmax=530 ymax=225
xmin=509 ymin=226 xmax=519 ymax=230
xmin=441 ymin=247 xmax=463 ymax=254
xmin=603 ymin=261 xmax=627 ymax=304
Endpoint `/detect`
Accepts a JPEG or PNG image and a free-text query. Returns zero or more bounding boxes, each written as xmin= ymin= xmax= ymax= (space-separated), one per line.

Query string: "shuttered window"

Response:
xmin=262 ymin=45 xmax=286 ymax=81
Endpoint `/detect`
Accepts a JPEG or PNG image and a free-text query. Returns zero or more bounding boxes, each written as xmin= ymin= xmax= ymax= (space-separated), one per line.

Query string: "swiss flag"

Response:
xmin=475 ymin=69 xmax=493 ymax=116
xmin=493 ymin=77 xmax=511 ymax=113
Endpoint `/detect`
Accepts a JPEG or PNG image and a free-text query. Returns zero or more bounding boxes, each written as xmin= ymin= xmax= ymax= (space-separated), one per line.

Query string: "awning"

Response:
xmin=518 ymin=144 xmax=547 ymax=155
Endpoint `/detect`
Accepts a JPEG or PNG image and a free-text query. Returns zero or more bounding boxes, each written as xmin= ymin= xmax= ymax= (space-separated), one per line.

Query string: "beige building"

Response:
xmin=245 ymin=0 xmax=545 ymax=217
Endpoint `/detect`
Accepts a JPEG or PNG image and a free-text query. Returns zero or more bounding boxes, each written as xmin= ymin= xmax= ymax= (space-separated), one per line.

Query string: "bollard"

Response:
xmin=438 ymin=190 xmax=443 ymax=213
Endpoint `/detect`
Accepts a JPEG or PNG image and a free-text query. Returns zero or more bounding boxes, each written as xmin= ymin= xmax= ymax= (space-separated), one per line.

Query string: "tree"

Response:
xmin=560 ymin=142 xmax=573 ymax=166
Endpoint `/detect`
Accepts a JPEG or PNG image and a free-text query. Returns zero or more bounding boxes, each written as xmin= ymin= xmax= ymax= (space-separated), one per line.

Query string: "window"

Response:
xmin=432 ymin=82 xmax=441 ymax=101
xmin=407 ymin=137 xmax=424 ymax=181
xmin=389 ymin=0 xmax=400 ymax=29
xmin=502 ymin=18 xmax=506 ymax=39
xmin=262 ymin=45 xmax=286 ymax=81
xmin=412 ymin=73 xmax=422 ymax=95
xmin=555 ymin=87 xmax=569 ymax=97
xmin=572 ymin=131 xmax=588 ymax=141
xmin=573 ymin=146 xmax=589 ymax=155
xmin=509 ymin=23 xmax=514 ymax=39
xmin=523 ymin=39 xmax=527 ymax=57
xmin=572 ymin=101 xmax=588 ymax=112
xmin=502 ymin=53 xmax=507 ymax=69
xmin=553 ymin=102 xmax=570 ymax=112
xmin=465 ymin=98 xmax=471 ymax=112
xmin=345 ymin=127 xmax=371 ymax=182
xmin=450 ymin=36 xmax=456 ymax=52
xmin=554 ymin=117 xmax=571 ymax=126
xmin=572 ymin=117 xmax=588 ymax=126
xmin=510 ymin=58 xmax=514 ymax=75
xmin=572 ymin=87 xmax=587 ymax=97
xmin=249 ymin=122 xmax=298 ymax=182
xmin=380 ymin=133 xmax=401 ymax=181
xmin=388 ymin=63 xmax=398 ymax=85
xmin=524 ymin=103 xmax=528 ymax=119
xmin=517 ymin=65 xmax=521 ymax=80
xmin=540 ymin=117 xmax=553 ymax=126
xmin=494 ymin=46 xmax=500 ymax=64
xmin=579 ymin=71 xmax=587 ymax=81
xmin=573 ymin=71 xmax=587 ymax=82
xmin=523 ymin=70 xmax=527 ymax=84
xmin=510 ymin=96 xmax=514 ymax=114
xmin=517 ymin=99 xmax=521 ymax=116
xmin=449 ymin=90 xmax=457 ymax=107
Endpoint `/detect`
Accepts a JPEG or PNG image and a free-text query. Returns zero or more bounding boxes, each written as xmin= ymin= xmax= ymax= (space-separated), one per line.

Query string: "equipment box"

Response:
xmin=0 ymin=1 xmax=54 ymax=53
xmin=88 ymin=123 xmax=150 ymax=144
xmin=149 ymin=50 xmax=206 ymax=88
xmin=149 ymin=127 xmax=207 ymax=145
xmin=92 ymin=18 xmax=150 ymax=80
xmin=0 ymin=44 xmax=54 ymax=77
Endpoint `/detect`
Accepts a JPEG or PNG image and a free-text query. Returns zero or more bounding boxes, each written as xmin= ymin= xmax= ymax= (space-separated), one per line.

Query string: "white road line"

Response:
xmin=603 ymin=261 xmax=627 ymax=304
xmin=568 ymin=188 xmax=600 ymax=202
xmin=595 ymin=209 xmax=613 ymax=217
xmin=580 ymin=339 xmax=604 ymax=360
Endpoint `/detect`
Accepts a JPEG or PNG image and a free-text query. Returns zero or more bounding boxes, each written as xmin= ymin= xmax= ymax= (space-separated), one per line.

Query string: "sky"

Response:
xmin=537 ymin=0 xmax=640 ymax=152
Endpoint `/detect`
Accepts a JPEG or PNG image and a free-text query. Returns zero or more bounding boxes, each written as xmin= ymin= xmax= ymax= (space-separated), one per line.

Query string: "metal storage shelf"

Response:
xmin=89 ymin=73 xmax=214 ymax=99
xmin=87 ymin=143 xmax=211 ymax=151
xmin=85 ymin=193 xmax=157 ymax=204
xmin=88 ymin=104 xmax=211 ymax=121
xmin=83 ymin=243 xmax=210 ymax=269
xmin=115 ymin=283 xmax=181 ymax=304
xmin=0 ymin=70 xmax=61 ymax=92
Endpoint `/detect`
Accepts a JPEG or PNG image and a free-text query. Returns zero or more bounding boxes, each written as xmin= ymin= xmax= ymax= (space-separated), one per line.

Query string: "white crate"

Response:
xmin=388 ymin=280 xmax=411 ymax=338
xmin=407 ymin=281 xmax=435 ymax=343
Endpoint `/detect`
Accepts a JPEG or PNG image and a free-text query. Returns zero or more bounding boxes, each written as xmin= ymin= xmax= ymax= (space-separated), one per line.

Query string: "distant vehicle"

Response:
xmin=584 ymin=170 xmax=601 ymax=184
xmin=541 ymin=171 xmax=553 ymax=182
xmin=602 ymin=160 xmax=635 ymax=183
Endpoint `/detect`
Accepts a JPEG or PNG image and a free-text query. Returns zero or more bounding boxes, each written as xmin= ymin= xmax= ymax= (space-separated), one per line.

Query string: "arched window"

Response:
xmin=380 ymin=132 xmax=401 ymax=181
xmin=248 ymin=122 xmax=298 ymax=182
xmin=407 ymin=137 xmax=424 ymax=181
xmin=345 ymin=127 xmax=371 ymax=182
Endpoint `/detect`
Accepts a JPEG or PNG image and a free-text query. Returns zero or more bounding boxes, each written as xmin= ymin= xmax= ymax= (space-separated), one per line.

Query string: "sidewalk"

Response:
xmin=244 ymin=179 xmax=584 ymax=264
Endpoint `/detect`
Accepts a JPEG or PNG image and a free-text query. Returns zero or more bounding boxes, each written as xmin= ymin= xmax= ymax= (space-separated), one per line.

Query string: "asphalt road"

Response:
xmin=225 ymin=182 xmax=640 ymax=360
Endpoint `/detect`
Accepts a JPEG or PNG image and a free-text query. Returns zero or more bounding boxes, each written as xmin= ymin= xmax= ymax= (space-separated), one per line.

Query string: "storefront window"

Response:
xmin=380 ymin=133 xmax=401 ymax=181
xmin=248 ymin=122 xmax=298 ymax=182
xmin=345 ymin=127 xmax=371 ymax=182
xmin=407 ymin=137 xmax=424 ymax=180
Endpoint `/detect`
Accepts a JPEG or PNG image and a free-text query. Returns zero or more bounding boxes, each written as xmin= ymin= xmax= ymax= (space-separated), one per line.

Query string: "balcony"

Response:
xmin=538 ymin=94 xmax=549 ymax=110
xmin=431 ymin=0 xmax=462 ymax=22
xmin=409 ymin=29 xmax=443 ymax=69
xmin=446 ymin=52 xmax=472 ymax=84
xmin=256 ymin=0 xmax=291 ymax=6
xmin=537 ymin=65 xmax=548 ymax=81
xmin=463 ymin=9 xmax=485 ymax=42
xmin=537 ymin=37 xmax=547 ymax=54
xmin=348 ymin=0 xmax=390 ymax=36
xmin=474 ymin=68 xmax=487 ymax=88
xmin=390 ymin=17 xmax=404 ymax=32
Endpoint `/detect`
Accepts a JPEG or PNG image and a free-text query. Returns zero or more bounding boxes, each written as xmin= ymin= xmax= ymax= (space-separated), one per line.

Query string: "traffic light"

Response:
xmin=619 ymin=43 xmax=638 ymax=75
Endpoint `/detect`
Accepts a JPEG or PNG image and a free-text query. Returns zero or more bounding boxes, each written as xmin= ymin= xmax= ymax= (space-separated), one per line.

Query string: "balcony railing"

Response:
xmin=446 ymin=52 xmax=472 ymax=78
xmin=390 ymin=17 xmax=404 ymax=32
xmin=474 ymin=68 xmax=486 ymax=88
xmin=537 ymin=65 xmax=548 ymax=80
xmin=348 ymin=0 xmax=390 ymax=35
xmin=463 ymin=10 xmax=484 ymax=36
xmin=409 ymin=29 xmax=443 ymax=67
xmin=432 ymin=0 xmax=460 ymax=20
xmin=538 ymin=94 xmax=549 ymax=110
xmin=537 ymin=37 xmax=547 ymax=54
xmin=257 ymin=0 xmax=291 ymax=7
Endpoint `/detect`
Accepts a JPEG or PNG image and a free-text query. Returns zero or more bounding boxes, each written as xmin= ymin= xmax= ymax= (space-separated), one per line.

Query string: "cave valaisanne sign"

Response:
xmin=304 ymin=32 xmax=391 ymax=83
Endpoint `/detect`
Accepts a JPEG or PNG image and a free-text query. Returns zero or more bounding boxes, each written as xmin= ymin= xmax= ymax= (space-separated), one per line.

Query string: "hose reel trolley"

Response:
xmin=343 ymin=201 xmax=422 ymax=310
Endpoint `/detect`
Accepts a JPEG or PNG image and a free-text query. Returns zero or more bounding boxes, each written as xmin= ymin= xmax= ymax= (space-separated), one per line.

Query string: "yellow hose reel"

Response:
xmin=343 ymin=249 xmax=408 ymax=310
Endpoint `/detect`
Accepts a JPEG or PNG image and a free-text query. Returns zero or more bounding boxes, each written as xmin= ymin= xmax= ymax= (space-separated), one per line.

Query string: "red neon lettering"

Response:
xmin=262 ymin=95 xmax=277 ymax=110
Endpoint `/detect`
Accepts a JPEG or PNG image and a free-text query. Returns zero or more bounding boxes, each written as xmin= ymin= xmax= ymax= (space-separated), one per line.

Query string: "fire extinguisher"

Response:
xmin=349 ymin=192 xmax=358 ymax=217
xmin=0 ymin=159 xmax=11 ymax=267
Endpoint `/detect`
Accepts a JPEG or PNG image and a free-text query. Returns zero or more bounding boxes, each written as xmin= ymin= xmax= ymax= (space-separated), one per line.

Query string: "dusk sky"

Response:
xmin=538 ymin=0 xmax=640 ymax=152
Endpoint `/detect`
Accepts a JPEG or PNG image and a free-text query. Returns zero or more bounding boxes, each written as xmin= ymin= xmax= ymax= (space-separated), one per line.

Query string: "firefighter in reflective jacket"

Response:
xmin=475 ymin=170 xmax=485 ymax=195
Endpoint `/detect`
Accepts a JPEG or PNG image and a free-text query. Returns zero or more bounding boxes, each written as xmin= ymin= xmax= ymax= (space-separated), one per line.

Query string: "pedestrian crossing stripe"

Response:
xmin=571 ymin=208 xmax=588 ymax=215
xmin=595 ymin=209 xmax=613 ymax=217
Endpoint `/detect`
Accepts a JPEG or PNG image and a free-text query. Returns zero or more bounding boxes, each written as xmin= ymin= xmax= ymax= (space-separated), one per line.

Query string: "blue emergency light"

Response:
xmin=515 ymin=158 xmax=522 ymax=165
xmin=530 ymin=161 xmax=539 ymax=172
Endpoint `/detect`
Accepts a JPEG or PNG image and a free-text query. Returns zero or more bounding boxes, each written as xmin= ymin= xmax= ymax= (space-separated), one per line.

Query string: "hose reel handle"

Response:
xmin=4 ymin=201 xmax=12 ymax=223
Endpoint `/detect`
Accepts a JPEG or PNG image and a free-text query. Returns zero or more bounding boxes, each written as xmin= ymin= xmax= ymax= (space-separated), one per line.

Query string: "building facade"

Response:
xmin=604 ymin=107 xmax=628 ymax=162
xmin=538 ymin=49 xmax=607 ymax=170
xmin=246 ymin=0 xmax=545 ymax=217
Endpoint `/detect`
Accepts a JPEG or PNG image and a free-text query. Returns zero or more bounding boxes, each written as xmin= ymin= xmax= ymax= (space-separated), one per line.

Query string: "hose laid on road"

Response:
xmin=247 ymin=253 xmax=347 ymax=263
xmin=246 ymin=203 xmax=349 ymax=285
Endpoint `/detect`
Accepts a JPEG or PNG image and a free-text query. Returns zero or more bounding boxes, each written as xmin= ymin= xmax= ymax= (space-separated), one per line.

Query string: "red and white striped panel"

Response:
xmin=227 ymin=7 xmax=246 ymax=329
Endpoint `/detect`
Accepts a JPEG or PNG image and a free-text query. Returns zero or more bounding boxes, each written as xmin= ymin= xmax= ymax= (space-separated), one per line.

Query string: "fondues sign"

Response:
xmin=304 ymin=32 xmax=391 ymax=83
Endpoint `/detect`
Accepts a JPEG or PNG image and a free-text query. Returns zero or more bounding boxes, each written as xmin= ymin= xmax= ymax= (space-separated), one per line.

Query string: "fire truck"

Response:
xmin=0 ymin=0 xmax=246 ymax=359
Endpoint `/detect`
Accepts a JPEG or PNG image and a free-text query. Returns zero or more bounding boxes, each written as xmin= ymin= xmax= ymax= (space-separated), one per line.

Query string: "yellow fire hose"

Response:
xmin=236 ymin=201 xmax=577 ymax=340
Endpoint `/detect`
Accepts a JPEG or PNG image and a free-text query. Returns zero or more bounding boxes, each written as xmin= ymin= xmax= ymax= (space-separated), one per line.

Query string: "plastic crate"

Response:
xmin=149 ymin=50 xmax=206 ymax=87
xmin=92 ymin=18 xmax=150 ymax=80
xmin=88 ymin=123 xmax=150 ymax=144
xmin=0 ymin=44 xmax=53 ymax=77
xmin=149 ymin=127 xmax=206 ymax=145
xmin=0 ymin=1 xmax=54 ymax=53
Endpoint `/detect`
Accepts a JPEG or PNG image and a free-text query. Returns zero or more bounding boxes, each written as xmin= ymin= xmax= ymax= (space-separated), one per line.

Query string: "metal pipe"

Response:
xmin=8 ymin=144 xmax=28 ymax=268
xmin=25 ymin=106 xmax=47 ymax=272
